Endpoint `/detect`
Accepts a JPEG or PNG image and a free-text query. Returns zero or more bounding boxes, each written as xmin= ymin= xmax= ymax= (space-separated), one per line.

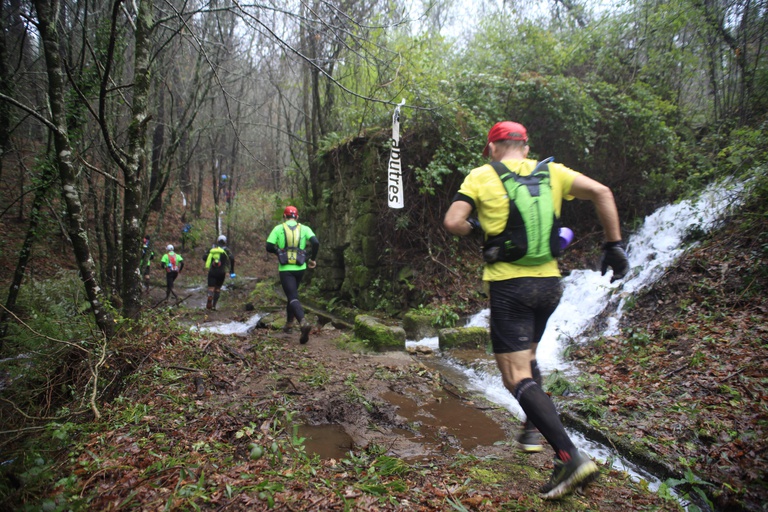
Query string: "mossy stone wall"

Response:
xmin=310 ymin=133 xmax=405 ymax=311
xmin=307 ymin=124 xmax=447 ymax=313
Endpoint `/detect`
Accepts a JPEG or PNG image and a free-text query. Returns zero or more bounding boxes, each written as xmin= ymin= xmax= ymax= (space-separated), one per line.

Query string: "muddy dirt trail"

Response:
xmin=132 ymin=275 xmax=681 ymax=511
xmin=157 ymin=278 xmax=514 ymax=459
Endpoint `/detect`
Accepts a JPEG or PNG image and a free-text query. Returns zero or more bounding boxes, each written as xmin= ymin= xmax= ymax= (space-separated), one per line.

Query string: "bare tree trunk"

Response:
xmin=32 ymin=0 xmax=114 ymax=337
xmin=0 ymin=172 xmax=54 ymax=346
xmin=103 ymin=175 xmax=119 ymax=298
xmin=119 ymin=0 xmax=153 ymax=319
xmin=179 ymin=133 xmax=191 ymax=203
xmin=85 ymin=167 xmax=107 ymax=293
xmin=149 ymin=85 xmax=165 ymax=212
xmin=209 ymin=139 xmax=222 ymax=236
xmin=301 ymin=3 xmax=318 ymax=202
xmin=692 ymin=0 xmax=762 ymax=123
xmin=0 ymin=0 xmax=13 ymax=184
xmin=195 ymin=149 xmax=204 ymax=218
xmin=15 ymin=164 xmax=23 ymax=220
xmin=0 ymin=0 xmax=30 ymax=185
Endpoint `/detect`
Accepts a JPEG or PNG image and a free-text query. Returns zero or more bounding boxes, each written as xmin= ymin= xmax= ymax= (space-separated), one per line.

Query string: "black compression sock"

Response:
xmin=515 ymin=378 xmax=576 ymax=460
xmin=289 ymin=298 xmax=304 ymax=321
xmin=524 ymin=361 xmax=543 ymax=431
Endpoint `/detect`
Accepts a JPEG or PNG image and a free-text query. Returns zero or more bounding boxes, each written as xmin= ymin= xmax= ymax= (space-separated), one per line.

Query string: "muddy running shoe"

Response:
xmin=299 ymin=321 xmax=311 ymax=344
xmin=539 ymin=450 xmax=599 ymax=500
xmin=206 ymin=296 xmax=213 ymax=310
xmin=282 ymin=322 xmax=293 ymax=334
xmin=517 ymin=429 xmax=544 ymax=453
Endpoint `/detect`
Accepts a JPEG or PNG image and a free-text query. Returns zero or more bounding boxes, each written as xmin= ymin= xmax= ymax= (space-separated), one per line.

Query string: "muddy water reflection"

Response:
xmin=298 ymin=424 xmax=355 ymax=460
xmin=382 ymin=390 xmax=505 ymax=451
xmin=299 ymin=389 xmax=506 ymax=461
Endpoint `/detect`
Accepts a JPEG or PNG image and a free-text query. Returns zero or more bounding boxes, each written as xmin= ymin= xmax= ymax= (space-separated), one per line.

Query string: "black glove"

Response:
xmin=600 ymin=241 xmax=629 ymax=282
xmin=467 ymin=217 xmax=482 ymax=233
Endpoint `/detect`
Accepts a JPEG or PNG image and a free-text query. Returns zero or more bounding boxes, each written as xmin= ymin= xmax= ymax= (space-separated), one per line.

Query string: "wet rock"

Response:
xmin=353 ymin=315 xmax=405 ymax=351
xmin=438 ymin=327 xmax=490 ymax=350
xmin=403 ymin=310 xmax=439 ymax=340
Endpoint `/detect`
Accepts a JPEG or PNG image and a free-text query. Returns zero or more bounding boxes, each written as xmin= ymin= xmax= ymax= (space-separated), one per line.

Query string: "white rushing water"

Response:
xmin=406 ymin=177 xmax=748 ymax=490
xmin=191 ymin=313 xmax=263 ymax=335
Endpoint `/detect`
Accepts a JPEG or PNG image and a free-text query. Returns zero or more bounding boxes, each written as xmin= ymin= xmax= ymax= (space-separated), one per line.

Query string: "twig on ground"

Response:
xmin=663 ymin=363 xmax=688 ymax=378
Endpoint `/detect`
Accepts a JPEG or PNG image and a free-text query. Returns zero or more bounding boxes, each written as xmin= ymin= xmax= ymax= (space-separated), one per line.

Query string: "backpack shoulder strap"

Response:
xmin=489 ymin=161 xmax=525 ymax=232
xmin=282 ymin=222 xmax=300 ymax=249
xmin=489 ymin=161 xmax=512 ymax=182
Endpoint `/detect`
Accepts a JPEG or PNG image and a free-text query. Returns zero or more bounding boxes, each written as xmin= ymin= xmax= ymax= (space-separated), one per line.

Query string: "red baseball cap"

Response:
xmin=284 ymin=206 xmax=298 ymax=219
xmin=482 ymin=121 xmax=528 ymax=157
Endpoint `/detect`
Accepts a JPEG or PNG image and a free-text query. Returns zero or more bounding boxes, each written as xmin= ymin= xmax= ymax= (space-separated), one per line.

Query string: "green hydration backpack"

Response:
xmin=482 ymin=157 xmax=562 ymax=265
xmin=210 ymin=247 xmax=225 ymax=268
xmin=279 ymin=222 xmax=307 ymax=266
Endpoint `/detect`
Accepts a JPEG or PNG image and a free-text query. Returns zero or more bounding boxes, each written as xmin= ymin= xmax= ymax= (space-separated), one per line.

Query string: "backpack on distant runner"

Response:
xmin=482 ymin=157 xmax=562 ymax=265
xmin=167 ymin=253 xmax=179 ymax=272
xmin=279 ymin=222 xmax=307 ymax=266
xmin=207 ymin=247 xmax=227 ymax=268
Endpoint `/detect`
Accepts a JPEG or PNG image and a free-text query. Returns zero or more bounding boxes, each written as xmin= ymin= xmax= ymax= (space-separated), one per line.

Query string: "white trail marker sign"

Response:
xmin=387 ymin=99 xmax=406 ymax=209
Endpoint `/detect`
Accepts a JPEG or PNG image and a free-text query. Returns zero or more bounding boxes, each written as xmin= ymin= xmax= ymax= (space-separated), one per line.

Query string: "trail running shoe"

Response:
xmin=539 ymin=450 xmax=599 ymax=500
xmin=517 ymin=430 xmax=544 ymax=453
xmin=299 ymin=323 xmax=311 ymax=344
xmin=282 ymin=322 xmax=293 ymax=334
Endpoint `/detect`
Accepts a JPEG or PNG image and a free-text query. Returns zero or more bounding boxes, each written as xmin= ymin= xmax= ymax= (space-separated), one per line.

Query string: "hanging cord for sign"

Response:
xmin=387 ymin=99 xmax=406 ymax=209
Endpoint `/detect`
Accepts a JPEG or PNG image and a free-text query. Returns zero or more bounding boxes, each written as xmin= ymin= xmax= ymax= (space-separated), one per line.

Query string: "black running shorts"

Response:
xmin=489 ymin=277 xmax=563 ymax=354
xmin=207 ymin=270 xmax=226 ymax=288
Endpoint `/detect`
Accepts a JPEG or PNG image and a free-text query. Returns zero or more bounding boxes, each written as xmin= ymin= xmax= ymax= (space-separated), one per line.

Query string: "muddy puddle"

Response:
xmin=297 ymin=424 xmax=355 ymax=459
xmin=298 ymin=388 xmax=506 ymax=461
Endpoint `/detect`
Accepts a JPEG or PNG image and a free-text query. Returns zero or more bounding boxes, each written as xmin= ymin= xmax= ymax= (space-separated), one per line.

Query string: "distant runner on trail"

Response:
xmin=444 ymin=121 xmax=629 ymax=500
xmin=266 ymin=206 xmax=320 ymax=344
xmin=203 ymin=235 xmax=235 ymax=310
xmin=160 ymin=245 xmax=184 ymax=302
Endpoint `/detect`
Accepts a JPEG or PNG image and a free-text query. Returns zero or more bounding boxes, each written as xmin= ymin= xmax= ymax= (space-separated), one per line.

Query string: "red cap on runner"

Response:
xmin=483 ymin=121 xmax=528 ymax=157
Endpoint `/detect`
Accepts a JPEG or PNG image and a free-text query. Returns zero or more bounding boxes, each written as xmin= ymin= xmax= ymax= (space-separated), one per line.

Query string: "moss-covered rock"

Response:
xmin=438 ymin=327 xmax=490 ymax=350
xmin=257 ymin=312 xmax=285 ymax=331
xmin=247 ymin=280 xmax=282 ymax=309
xmin=354 ymin=315 xmax=405 ymax=352
xmin=402 ymin=310 xmax=438 ymax=340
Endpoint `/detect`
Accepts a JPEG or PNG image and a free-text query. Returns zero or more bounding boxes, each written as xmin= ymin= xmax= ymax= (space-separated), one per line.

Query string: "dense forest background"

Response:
xmin=0 ymin=0 xmax=765 ymax=334
xmin=0 ymin=0 xmax=766 ymax=508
